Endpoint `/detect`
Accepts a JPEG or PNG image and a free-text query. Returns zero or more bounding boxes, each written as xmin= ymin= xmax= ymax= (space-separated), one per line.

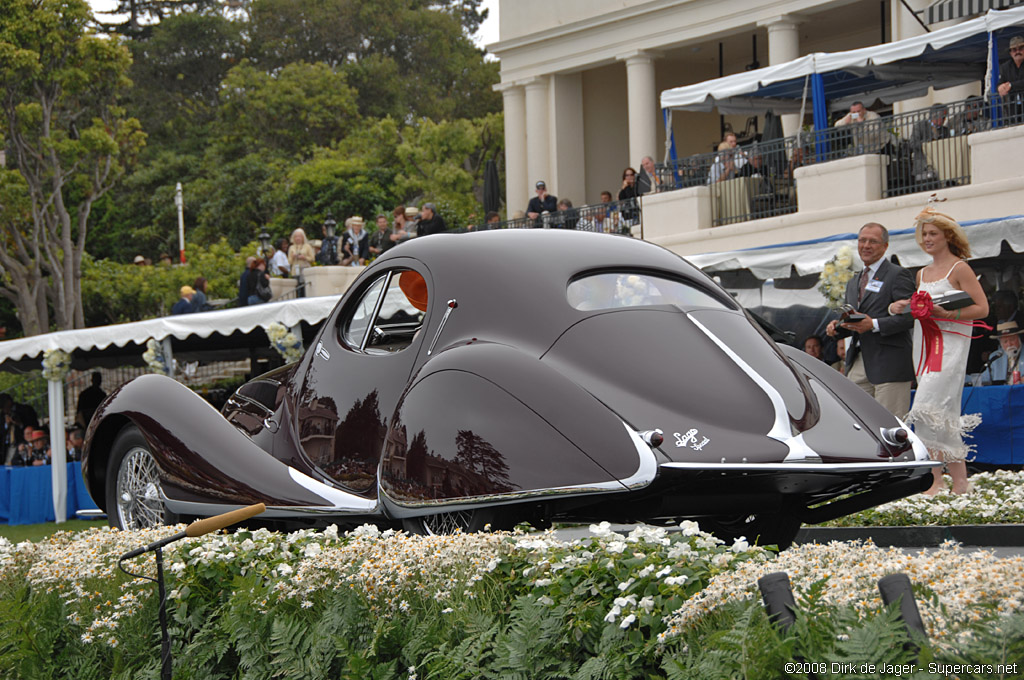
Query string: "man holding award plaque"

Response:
xmin=826 ymin=223 xmax=916 ymax=418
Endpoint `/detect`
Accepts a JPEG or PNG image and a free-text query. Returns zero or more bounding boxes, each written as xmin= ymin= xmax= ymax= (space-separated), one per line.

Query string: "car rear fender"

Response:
xmin=379 ymin=342 xmax=657 ymax=510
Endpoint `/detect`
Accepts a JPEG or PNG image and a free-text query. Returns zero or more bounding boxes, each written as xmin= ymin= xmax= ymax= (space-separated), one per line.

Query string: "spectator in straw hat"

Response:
xmin=342 ymin=216 xmax=370 ymax=266
xmin=977 ymin=320 xmax=1023 ymax=385
xmin=171 ymin=285 xmax=195 ymax=315
xmin=28 ymin=429 xmax=50 ymax=466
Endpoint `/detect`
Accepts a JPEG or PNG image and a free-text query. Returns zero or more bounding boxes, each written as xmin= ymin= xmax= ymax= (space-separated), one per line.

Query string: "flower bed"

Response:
xmin=821 ymin=469 xmax=1024 ymax=527
xmin=2 ymin=520 xmax=1021 ymax=678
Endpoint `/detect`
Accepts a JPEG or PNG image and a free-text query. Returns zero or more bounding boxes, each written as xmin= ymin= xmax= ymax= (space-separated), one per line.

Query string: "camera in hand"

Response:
xmin=840 ymin=304 xmax=866 ymax=323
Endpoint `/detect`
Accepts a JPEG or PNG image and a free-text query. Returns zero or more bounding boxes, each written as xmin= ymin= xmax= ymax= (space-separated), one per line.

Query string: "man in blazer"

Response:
xmin=826 ymin=223 xmax=916 ymax=418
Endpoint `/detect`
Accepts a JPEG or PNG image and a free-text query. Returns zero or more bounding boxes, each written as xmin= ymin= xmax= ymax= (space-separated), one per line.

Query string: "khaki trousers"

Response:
xmin=847 ymin=354 xmax=911 ymax=420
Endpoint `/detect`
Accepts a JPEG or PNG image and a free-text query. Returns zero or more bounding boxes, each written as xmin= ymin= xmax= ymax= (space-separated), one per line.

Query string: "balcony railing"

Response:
xmin=470 ymin=198 xmax=640 ymax=235
xmin=656 ymin=95 xmax=1017 ymax=226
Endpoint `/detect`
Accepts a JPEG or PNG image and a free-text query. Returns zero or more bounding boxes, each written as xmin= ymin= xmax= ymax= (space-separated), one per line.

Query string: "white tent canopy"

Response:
xmin=685 ymin=215 xmax=1024 ymax=279
xmin=660 ymin=6 xmax=1024 ymax=114
xmin=0 ymin=295 xmax=341 ymax=371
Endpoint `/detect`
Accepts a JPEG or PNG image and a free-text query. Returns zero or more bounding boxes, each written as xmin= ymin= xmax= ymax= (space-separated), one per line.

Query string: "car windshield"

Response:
xmin=567 ymin=272 xmax=732 ymax=312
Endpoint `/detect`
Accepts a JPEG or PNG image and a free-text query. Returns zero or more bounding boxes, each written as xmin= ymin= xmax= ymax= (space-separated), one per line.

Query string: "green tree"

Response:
xmin=0 ymin=0 xmax=146 ymax=335
xmin=246 ymin=0 xmax=500 ymax=121
xmin=395 ymin=113 xmax=504 ymax=225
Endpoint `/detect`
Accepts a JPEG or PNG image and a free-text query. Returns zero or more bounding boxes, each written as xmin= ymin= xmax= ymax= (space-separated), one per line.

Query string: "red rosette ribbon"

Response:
xmin=910 ymin=290 xmax=943 ymax=374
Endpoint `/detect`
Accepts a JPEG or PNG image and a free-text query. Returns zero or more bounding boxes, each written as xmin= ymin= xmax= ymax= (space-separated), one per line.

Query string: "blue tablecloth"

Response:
xmin=960 ymin=383 xmax=1022 ymax=465
xmin=0 ymin=462 xmax=99 ymax=525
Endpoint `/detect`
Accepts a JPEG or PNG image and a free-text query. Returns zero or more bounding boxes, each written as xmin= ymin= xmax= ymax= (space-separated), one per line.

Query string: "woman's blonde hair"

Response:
xmin=914 ymin=207 xmax=971 ymax=259
xmin=290 ymin=228 xmax=307 ymax=244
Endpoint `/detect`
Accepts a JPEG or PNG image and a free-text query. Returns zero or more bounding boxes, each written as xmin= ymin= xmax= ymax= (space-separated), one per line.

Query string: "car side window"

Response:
xmin=567 ymin=272 xmax=734 ymax=312
xmin=340 ymin=269 xmax=427 ymax=354
xmin=341 ymin=276 xmax=385 ymax=348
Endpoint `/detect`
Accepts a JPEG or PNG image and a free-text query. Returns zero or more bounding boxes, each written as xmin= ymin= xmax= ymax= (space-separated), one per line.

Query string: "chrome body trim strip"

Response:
xmin=659 ymin=460 xmax=940 ymax=472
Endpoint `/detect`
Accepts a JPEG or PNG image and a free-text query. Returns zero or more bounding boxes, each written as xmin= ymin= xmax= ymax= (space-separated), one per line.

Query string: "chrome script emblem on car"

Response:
xmin=674 ymin=429 xmax=710 ymax=451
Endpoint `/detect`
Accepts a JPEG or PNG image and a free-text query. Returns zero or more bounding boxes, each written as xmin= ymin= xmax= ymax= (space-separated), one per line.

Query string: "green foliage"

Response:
xmin=80 ymin=239 xmax=248 ymax=324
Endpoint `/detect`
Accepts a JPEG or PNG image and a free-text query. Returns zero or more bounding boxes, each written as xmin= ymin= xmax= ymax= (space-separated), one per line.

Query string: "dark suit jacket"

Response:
xmin=843 ymin=258 xmax=916 ymax=384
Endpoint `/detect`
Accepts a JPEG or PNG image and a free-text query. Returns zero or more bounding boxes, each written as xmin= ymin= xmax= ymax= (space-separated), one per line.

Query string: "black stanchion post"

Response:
xmin=758 ymin=571 xmax=798 ymax=631
xmin=878 ymin=573 xmax=928 ymax=652
xmin=118 ymin=503 xmax=267 ymax=680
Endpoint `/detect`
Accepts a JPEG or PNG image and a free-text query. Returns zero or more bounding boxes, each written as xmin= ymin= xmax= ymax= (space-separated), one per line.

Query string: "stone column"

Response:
xmin=496 ymin=81 xmax=527 ymax=216
xmin=758 ymin=15 xmax=804 ymax=138
xmin=524 ymin=76 xmax=552 ymax=193
xmin=619 ymin=51 xmax=658 ymax=165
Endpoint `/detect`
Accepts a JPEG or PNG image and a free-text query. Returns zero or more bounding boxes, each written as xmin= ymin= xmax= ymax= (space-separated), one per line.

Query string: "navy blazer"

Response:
xmin=842 ymin=258 xmax=916 ymax=384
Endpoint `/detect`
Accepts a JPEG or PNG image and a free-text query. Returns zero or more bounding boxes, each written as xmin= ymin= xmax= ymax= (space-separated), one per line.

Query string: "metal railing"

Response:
xmin=655 ymin=95 xmax=1020 ymax=226
xmin=468 ymin=197 xmax=640 ymax=236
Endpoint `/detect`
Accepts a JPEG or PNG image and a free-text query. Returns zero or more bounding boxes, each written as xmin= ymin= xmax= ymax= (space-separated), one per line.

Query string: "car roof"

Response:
xmin=367 ymin=230 xmax=725 ymax=357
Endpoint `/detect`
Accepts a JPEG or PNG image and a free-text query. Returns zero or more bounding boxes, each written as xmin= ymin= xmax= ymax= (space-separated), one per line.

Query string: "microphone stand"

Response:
xmin=118 ymin=503 xmax=266 ymax=680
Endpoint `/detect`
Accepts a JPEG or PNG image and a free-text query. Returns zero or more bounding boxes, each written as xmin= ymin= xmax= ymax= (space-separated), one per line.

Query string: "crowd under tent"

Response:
xmin=0 ymin=295 xmax=340 ymax=524
xmin=660 ymin=5 xmax=1024 ymax=132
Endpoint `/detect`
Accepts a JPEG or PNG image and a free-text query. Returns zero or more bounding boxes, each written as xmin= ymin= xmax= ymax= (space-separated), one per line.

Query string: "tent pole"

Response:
xmin=161 ymin=337 xmax=175 ymax=381
xmin=48 ymin=379 xmax=67 ymax=524
xmin=989 ymin=31 xmax=1003 ymax=128
xmin=811 ymin=73 xmax=829 ymax=160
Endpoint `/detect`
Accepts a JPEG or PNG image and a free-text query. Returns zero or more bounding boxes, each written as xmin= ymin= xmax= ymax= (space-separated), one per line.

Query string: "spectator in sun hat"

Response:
xmin=526 ymin=180 xmax=558 ymax=221
xmin=976 ymin=320 xmax=1024 ymax=385
xmin=27 ymin=429 xmax=50 ymax=466
xmin=171 ymin=285 xmax=195 ymax=315
xmin=133 ymin=255 xmax=146 ymax=266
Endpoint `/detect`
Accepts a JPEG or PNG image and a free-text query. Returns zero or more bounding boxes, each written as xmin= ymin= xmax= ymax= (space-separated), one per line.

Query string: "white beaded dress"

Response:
xmin=905 ymin=262 xmax=980 ymax=462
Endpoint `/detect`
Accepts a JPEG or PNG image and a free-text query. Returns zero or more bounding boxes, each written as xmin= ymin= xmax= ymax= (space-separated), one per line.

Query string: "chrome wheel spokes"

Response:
xmin=421 ymin=510 xmax=473 ymax=535
xmin=116 ymin=447 xmax=165 ymax=529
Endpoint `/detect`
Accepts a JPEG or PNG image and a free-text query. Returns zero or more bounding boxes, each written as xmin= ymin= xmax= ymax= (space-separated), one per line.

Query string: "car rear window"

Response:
xmin=567 ymin=272 xmax=733 ymax=312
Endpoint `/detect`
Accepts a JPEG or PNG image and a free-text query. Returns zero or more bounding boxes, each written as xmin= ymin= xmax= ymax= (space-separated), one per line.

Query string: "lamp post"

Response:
xmin=258 ymin=230 xmax=272 ymax=260
xmin=174 ymin=183 xmax=186 ymax=264
xmin=323 ymin=210 xmax=337 ymax=239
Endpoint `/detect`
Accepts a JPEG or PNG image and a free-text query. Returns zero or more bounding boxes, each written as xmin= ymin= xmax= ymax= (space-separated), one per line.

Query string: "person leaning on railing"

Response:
xmin=998 ymin=35 xmax=1024 ymax=124
xmin=706 ymin=133 xmax=749 ymax=184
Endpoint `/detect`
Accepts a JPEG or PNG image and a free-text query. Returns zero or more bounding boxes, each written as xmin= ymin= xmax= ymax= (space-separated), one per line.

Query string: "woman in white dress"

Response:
xmin=890 ymin=208 xmax=988 ymax=495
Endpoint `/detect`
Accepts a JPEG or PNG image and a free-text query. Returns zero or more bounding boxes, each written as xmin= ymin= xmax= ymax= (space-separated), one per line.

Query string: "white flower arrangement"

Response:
xmin=41 ymin=349 xmax=72 ymax=382
xmin=817 ymin=243 xmax=857 ymax=310
xmin=142 ymin=339 xmax=170 ymax=376
xmin=267 ymin=322 xmax=303 ymax=364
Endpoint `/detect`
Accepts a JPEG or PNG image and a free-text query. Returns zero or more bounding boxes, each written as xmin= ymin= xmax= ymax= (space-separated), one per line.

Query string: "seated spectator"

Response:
xmin=75 ymin=372 xmax=106 ymax=428
xmin=470 ymin=211 xmax=501 ymax=231
xmin=556 ymin=198 xmax=578 ymax=229
xmin=158 ymin=253 xmax=174 ymax=266
xmin=246 ymin=259 xmax=272 ymax=305
xmin=237 ymin=256 xmax=256 ymax=307
xmin=403 ymin=205 xmax=420 ymax=234
xmin=707 ymin=134 xmax=750 ymax=184
xmin=28 ymin=430 xmax=49 ymax=466
xmin=133 ymin=255 xmax=146 ymax=266
xmin=342 ymin=216 xmax=370 ymax=265
xmin=636 ymin=156 xmax=662 ymax=195
xmin=416 ymin=203 xmax=447 ymax=237
xmin=526 ymin=181 xmax=558 ymax=220
xmin=66 ymin=427 xmax=85 ymax=462
xmin=977 ymin=321 xmax=1023 ymax=385
xmin=803 ymin=335 xmax=825 ymax=362
xmin=910 ymin=104 xmax=950 ymax=182
xmin=288 ymin=228 xmax=316 ymax=276
xmin=949 ymin=95 xmax=991 ymax=136
xmin=269 ymin=238 xmax=290 ymax=276
xmin=171 ymin=286 xmax=195 ymax=315
xmin=191 ymin=277 xmax=212 ymax=312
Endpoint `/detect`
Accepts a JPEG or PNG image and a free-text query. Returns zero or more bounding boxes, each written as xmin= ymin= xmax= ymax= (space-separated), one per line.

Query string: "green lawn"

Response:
xmin=0 ymin=519 xmax=108 ymax=544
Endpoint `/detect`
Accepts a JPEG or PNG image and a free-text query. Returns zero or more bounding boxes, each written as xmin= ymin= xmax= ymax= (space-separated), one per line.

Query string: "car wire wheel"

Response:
xmin=402 ymin=507 xmax=497 ymax=536
xmin=115 ymin=447 xmax=166 ymax=529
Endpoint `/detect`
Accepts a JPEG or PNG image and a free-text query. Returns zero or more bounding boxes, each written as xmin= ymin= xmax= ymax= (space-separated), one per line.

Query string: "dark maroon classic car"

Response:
xmin=83 ymin=230 xmax=937 ymax=548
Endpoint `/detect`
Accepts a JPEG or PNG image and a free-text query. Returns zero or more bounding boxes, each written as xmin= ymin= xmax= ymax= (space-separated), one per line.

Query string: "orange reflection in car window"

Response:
xmin=399 ymin=270 xmax=428 ymax=312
